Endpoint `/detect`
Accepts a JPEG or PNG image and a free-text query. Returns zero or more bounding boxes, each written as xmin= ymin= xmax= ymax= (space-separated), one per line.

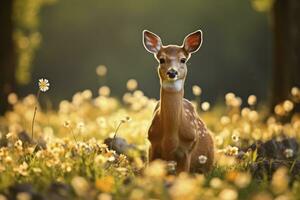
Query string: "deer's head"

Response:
xmin=143 ymin=30 xmax=202 ymax=92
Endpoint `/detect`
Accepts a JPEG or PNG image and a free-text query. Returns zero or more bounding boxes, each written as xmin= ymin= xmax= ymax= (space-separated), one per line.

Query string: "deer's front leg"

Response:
xmin=175 ymin=149 xmax=191 ymax=172
xmin=148 ymin=142 xmax=161 ymax=162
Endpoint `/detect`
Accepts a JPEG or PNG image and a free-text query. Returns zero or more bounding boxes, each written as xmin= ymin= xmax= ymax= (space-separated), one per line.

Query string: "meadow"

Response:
xmin=0 ymin=73 xmax=300 ymax=200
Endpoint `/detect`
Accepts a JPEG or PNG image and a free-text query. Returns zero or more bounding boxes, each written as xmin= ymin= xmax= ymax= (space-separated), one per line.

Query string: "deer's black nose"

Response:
xmin=167 ymin=69 xmax=178 ymax=79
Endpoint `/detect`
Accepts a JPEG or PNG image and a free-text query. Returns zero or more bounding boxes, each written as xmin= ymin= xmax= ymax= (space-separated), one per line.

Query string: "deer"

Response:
xmin=143 ymin=30 xmax=214 ymax=173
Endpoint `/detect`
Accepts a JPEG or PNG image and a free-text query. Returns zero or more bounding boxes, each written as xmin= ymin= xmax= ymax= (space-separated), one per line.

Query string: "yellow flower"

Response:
xmin=126 ymin=79 xmax=138 ymax=91
xmin=96 ymin=65 xmax=107 ymax=77
xmin=16 ymin=192 xmax=31 ymax=200
xmin=144 ymin=160 xmax=166 ymax=178
xmin=192 ymin=85 xmax=202 ymax=96
xmin=219 ymin=188 xmax=238 ymax=200
xmin=63 ymin=120 xmax=71 ymax=128
xmin=201 ymin=102 xmax=210 ymax=111
xmin=247 ymin=95 xmax=257 ymax=106
xmin=121 ymin=116 xmax=132 ymax=123
xmin=71 ymin=176 xmax=90 ymax=197
xmin=38 ymin=78 xmax=50 ymax=92
xmin=95 ymin=176 xmax=115 ymax=193
xmin=98 ymin=86 xmax=111 ymax=96
xmin=271 ymin=167 xmax=289 ymax=194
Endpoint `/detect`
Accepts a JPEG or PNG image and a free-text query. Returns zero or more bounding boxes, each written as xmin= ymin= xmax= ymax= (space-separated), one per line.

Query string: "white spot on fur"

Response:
xmin=198 ymin=155 xmax=207 ymax=164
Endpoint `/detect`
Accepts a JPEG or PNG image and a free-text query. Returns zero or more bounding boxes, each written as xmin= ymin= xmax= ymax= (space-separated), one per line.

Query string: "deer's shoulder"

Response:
xmin=183 ymin=99 xmax=196 ymax=113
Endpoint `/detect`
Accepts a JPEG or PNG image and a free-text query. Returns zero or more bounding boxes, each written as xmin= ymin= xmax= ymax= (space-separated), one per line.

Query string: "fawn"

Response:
xmin=143 ymin=30 xmax=214 ymax=173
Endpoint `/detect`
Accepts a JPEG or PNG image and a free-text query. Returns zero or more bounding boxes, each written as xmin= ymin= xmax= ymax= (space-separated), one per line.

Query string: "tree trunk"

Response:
xmin=0 ymin=0 xmax=16 ymax=114
xmin=271 ymin=0 xmax=300 ymax=112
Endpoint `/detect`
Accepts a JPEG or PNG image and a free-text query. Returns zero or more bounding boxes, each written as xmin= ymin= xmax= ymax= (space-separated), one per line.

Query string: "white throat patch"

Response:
xmin=162 ymin=79 xmax=184 ymax=92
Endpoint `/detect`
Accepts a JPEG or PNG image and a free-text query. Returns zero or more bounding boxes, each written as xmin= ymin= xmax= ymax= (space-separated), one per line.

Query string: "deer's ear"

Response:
xmin=183 ymin=30 xmax=203 ymax=54
xmin=143 ymin=30 xmax=162 ymax=54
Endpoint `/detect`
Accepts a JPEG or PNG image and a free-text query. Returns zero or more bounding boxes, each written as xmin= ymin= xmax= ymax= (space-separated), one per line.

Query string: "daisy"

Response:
xmin=38 ymin=78 xmax=50 ymax=92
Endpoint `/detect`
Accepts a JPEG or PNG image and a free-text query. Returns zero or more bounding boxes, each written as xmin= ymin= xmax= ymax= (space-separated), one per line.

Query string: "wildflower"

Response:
xmin=192 ymin=85 xmax=202 ymax=96
xmin=291 ymin=86 xmax=299 ymax=96
xmin=219 ymin=188 xmax=238 ymax=200
xmin=94 ymin=155 xmax=107 ymax=165
xmin=234 ymin=172 xmax=251 ymax=188
xmin=284 ymin=148 xmax=293 ymax=158
xmin=32 ymin=167 xmax=42 ymax=173
xmin=231 ymin=131 xmax=239 ymax=142
xmin=126 ymin=79 xmax=138 ymax=91
xmin=169 ymin=173 xmax=198 ymax=200
xmin=201 ymin=102 xmax=210 ymax=111
xmin=96 ymin=65 xmax=107 ymax=77
xmin=0 ymin=164 xmax=6 ymax=173
xmin=271 ymin=167 xmax=289 ymax=194
xmin=63 ymin=120 xmax=71 ymax=128
xmin=38 ymin=78 xmax=50 ymax=92
xmin=225 ymin=146 xmax=239 ymax=156
xmin=14 ymin=140 xmax=23 ymax=151
xmin=121 ymin=116 xmax=131 ymax=123
xmin=71 ymin=176 xmax=90 ymax=197
xmin=107 ymin=155 xmax=115 ymax=162
xmin=98 ymin=86 xmax=111 ymax=96
xmin=82 ymin=89 xmax=92 ymax=99
xmin=226 ymin=170 xmax=238 ymax=182
xmin=7 ymin=93 xmax=18 ymax=105
xmin=220 ymin=116 xmax=231 ymax=125
xmin=144 ymin=160 xmax=166 ymax=178
xmin=210 ymin=177 xmax=223 ymax=188
xmin=283 ymin=100 xmax=294 ymax=112
xmin=0 ymin=194 xmax=7 ymax=200
xmin=198 ymin=155 xmax=207 ymax=164
xmin=225 ymin=92 xmax=235 ymax=102
xmin=274 ymin=104 xmax=285 ymax=116
xmin=95 ymin=176 xmax=115 ymax=193
xmin=249 ymin=110 xmax=259 ymax=122
xmin=97 ymin=193 xmax=112 ymax=200
xmin=241 ymin=107 xmax=250 ymax=118
xmin=13 ymin=162 xmax=29 ymax=176
xmin=77 ymin=122 xmax=85 ymax=130
xmin=16 ymin=192 xmax=31 ymax=200
xmin=6 ymin=132 xmax=17 ymax=140
xmin=96 ymin=117 xmax=107 ymax=128
xmin=215 ymin=135 xmax=224 ymax=146
xmin=247 ymin=95 xmax=257 ymax=106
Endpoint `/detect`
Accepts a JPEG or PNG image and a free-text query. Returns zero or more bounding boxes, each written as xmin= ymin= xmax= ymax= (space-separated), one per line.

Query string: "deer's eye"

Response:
xmin=180 ymin=58 xmax=186 ymax=64
xmin=159 ymin=58 xmax=165 ymax=64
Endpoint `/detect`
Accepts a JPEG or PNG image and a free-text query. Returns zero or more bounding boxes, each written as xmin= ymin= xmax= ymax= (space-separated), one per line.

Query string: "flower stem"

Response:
xmin=31 ymin=90 xmax=41 ymax=140
xmin=70 ymin=127 xmax=78 ymax=145
xmin=111 ymin=121 xmax=123 ymax=149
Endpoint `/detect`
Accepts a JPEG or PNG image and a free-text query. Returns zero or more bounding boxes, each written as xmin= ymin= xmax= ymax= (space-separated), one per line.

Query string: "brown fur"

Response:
xmin=143 ymin=30 xmax=214 ymax=173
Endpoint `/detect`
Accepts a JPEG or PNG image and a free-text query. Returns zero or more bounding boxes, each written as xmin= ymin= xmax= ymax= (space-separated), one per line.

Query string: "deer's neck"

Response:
xmin=160 ymin=80 xmax=184 ymax=137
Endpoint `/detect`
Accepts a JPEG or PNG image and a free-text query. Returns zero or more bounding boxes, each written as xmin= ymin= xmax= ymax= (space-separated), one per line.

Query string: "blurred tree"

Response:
xmin=252 ymin=0 xmax=300 ymax=111
xmin=0 ymin=0 xmax=55 ymax=114
xmin=0 ymin=0 xmax=16 ymax=114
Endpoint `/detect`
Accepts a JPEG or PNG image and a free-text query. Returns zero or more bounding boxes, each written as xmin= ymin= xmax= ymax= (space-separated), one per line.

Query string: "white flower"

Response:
xmin=284 ymin=148 xmax=293 ymax=158
xmin=38 ymin=78 xmax=50 ymax=92
xmin=77 ymin=122 xmax=85 ymax=129
xmin=198 ymin=155 xmax=207 ymax=164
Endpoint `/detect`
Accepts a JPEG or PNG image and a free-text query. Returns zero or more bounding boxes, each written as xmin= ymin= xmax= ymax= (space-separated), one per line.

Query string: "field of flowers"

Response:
xmin=0 ymin=74 xmax=300 ymax=200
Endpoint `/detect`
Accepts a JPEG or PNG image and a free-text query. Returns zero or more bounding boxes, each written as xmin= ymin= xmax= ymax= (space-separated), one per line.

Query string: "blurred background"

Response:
xmin=1 ymin=0 xmax=299 ymax=113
